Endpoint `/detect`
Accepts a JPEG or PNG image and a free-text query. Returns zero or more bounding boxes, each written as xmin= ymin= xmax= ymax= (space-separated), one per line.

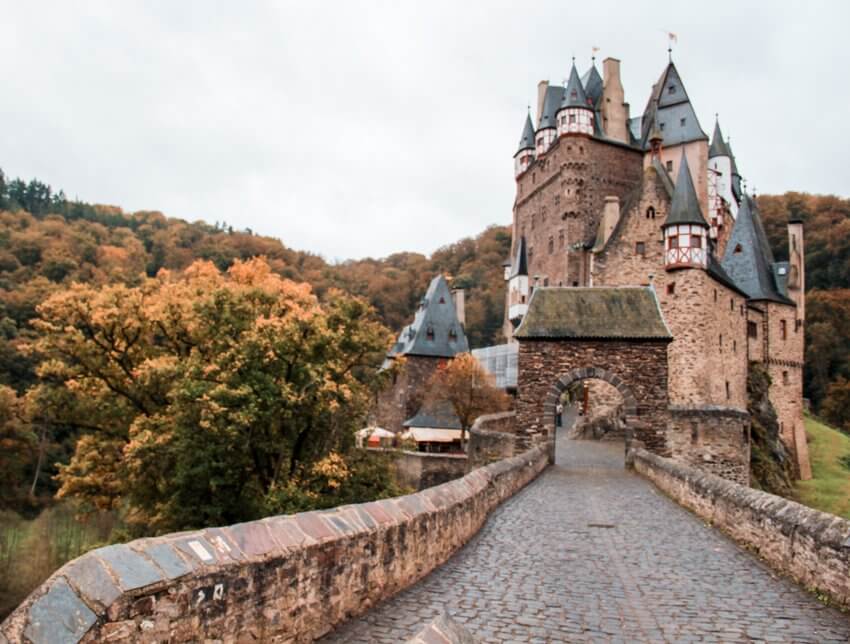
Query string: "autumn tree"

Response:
xmin=29 ymin=257 xmax=397 ymax=533
xmin=424 ymin=352 xmax=511 ymax=449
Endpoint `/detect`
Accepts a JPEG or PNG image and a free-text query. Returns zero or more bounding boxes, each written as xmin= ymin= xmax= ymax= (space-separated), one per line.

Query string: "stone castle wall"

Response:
xmin=373 ymin=355 xmax=443 ymax=433
xmin=1 ymin=446 xmax=549 ymax=643
xmin=632 ymin=448 xmax=850 ymax=606
xmin=467 ymin=411 xmax=519 ymax=469
xmin=666 ymin=407 xmax=750 ymax=485
xmin=763 ymin=301 xmax=810 ymax=479
xmin=371 ymin=448 xmax=468 ymax=491
xmin=513 ymin=137 xmax=643 ymax=288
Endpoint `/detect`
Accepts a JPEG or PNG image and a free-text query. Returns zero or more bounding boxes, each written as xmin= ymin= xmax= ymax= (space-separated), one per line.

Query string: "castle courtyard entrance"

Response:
xmin=513 ymin=287 xmax=673 ymax=460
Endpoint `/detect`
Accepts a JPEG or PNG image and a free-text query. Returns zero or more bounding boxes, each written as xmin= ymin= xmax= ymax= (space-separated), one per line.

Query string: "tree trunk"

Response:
xmin=29 ymin=426 xmax=48 ymax=499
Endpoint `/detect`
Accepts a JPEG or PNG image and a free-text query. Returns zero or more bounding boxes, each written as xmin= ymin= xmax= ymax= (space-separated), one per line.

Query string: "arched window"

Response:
xmin=646 ymin=206 xmax=656 ymax=219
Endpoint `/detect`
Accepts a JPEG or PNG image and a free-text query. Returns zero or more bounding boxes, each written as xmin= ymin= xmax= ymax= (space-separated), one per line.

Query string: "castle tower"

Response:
xmin=663 ymin=152 xmax=709 ymax=270
xmin=557 ymin=62 xmax=594 ymax=137
xmin=641 ymin=61 xmax=709 ymax=214
xmin=536 ymin=81 xmax=562 ymax=155
xmin=514 ymin=113 xmax=536 ymax=177
xmin=507 ymin=236 xmax=530 ymax=327
xmin=707 ymin=118 xmax=738 ymax=243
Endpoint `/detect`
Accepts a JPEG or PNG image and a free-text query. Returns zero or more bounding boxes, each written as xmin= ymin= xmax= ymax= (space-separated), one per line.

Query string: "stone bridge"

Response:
xmin=327 ymin=434 xmax=850 ymax=643
xmin=3 ymin=425 xmax=850 ymax=642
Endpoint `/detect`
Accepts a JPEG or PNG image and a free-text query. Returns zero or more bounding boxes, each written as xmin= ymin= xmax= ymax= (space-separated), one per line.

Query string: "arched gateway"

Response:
xmin=513 ymin=286 xmax=673 ymax=460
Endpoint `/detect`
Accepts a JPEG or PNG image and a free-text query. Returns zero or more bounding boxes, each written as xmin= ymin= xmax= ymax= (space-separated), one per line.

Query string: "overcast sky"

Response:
xmin=2 ymin=1 xmax=848 ymax=261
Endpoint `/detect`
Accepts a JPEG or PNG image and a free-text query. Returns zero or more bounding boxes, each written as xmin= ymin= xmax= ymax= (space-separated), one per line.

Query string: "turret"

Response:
xmin=556 ymin=61 xmax=594 ymax=136
xmin=707 ymin=118 xmax=737 ymax=237
xmin=787 ymin=216 xmax=805 ymax=322
xmin=663 ymin=152 xmax=709 ymax=270
xmin=514 ymin=113 xmax=536 ymax=177
xmin=536 ymin=84 xmax=561 ymax=155
xmin=508 ymin=237 xmax=530 ymax=325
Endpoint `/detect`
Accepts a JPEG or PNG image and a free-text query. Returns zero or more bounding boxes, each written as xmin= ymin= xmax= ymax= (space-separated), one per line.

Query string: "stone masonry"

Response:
xmin=516 ymin=339 xmax=670 ymax=455
xmin=0 ymin=447 xmax=548 ymax=643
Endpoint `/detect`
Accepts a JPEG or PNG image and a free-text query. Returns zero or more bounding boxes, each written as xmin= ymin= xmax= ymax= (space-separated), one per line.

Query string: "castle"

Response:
xmin=505 ymin=54 xmax=810 ymax=480
xmin=373 ymin=53 xmax=809 ymax=484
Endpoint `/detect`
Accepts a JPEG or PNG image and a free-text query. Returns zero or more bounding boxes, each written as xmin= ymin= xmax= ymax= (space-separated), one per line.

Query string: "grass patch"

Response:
xmin=796 ymin=416 xmax=850 ymax=519
xmin=0 ymin=504 xmax=116 ymax=620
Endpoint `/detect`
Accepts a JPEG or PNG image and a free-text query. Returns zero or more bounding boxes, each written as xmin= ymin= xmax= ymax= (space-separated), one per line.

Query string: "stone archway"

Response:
xmin=512 ymin=287 xmax=674 ymax=461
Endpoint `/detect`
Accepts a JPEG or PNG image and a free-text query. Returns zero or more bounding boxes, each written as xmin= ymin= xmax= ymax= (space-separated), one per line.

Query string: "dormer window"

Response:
xmin=668 ymin=85 xmax=676 ymax=94
xmin=734 ymin=243 xmax=742 ymax=253
xmin=448 ymin=327 xmax=458 ymax=342
xmin=439 ymin=296 xmax=446 ymax=304
xmin=659 ymin=122 xmax=665 ymax=131
xmin=680 ymin=117 xmax=686 ymax=127
xmin=426 ymin=326 xmax=435 ymax=341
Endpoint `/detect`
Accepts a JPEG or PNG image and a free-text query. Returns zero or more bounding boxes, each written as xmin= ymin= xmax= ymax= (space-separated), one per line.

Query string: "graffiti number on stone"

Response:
xmin=195 ymin=589 xmax=206 ymax=605
xmin=213 ymin=583 xmax=224 ymax=600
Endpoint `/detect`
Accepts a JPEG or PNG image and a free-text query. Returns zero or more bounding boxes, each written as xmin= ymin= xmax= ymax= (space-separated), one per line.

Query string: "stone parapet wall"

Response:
xmin=1 ymin=446 xmax=549 ymax=643
xmin=371 ymin=448 xmax=468 ymax=491
xmin=467 ymin=412 xmax=519 ymax=469
xmin=632 ymin=448 xmax=850 ymax=606
xmin=666 ymin=406 xmax=750 ymax=485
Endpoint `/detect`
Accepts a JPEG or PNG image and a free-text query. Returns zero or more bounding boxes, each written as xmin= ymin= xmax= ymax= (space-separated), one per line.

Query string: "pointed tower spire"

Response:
xmin=556 ymin=61 xmax=595 ymax=136
xmin=514 ymin=113 xmax=536 ymax=177
xmin=708 ymin=117 xmax=731 ymax=158
xmin=561 ymin=61 xmax=590 ymax=109
xmin=662 ymin=152 xmax=709 ymax=270
xmin=666 ymin=152 xmax=708 ymax=227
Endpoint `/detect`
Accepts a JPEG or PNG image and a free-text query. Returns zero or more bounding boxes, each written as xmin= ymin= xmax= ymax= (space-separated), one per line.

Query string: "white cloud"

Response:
xmin=1 ymin=1 xmax=848 ymax=260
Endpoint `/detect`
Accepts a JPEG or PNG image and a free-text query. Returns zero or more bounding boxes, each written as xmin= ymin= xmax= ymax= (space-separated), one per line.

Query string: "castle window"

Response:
xmin=730 ymin=298 xmax=734 ymax=311
xmin=543 ymin=277 xmax=549 ymax=286
xmin=668 ymin=84 xmax=676 ymax=94
xmin=646 ymin=206 xmax=656 ymax=219
xmin=555 ymin=195 xmax=560 ymax=206
xmin=449 ymin=327 xmax=458 ymax=341
xmin=569 ymin=114 xmax=576 ymax=124
xmin=734 ymin=243 xmax=742 ymax=253
xmin=426 ymin=326 xmax=435 ymax=341
xmin=714 ymin=289 xmax=718 ymax=302
xmin=666 ymin=160 xmax=673 ymax=172
xmin=659 ymin=122 xmax=665 ymax=131
xmin=521 ymin=295 xmax=526 ymax=304
xmin=439 ymin=296 xmax=445 ymax=304
xmin=780 ymin=319 xmax=787 ymax=340
xmin=719 ymin=334 xmax=723 ymax=350
xmin=548 ymin=237 xmax=554 ymax=254
xmin=795 ymin=319 xmax=802 ymax=332
xmin=690 ymin=235 xmax=702 ymax=249
xmin=537 ymin=137 xmax=543 ymax=148
xmin=668 ymin=235 xmax=679 ymax=249
xmin=733 ymin=340 xmax=737 ymax=353
xmin=725 ymin=381 xmax=730 ymax=399
xmin=748 ymin=321 xmax=758 ymax=338
xmin=782 ymin=370 xmax=789 ymax=385
xmin=680 ymin=117 xmax=686 ymax=127
xmin=532 ymin=172 xmax=536 ymax=184
xmin=558 ymin=230 xmax=565 ymax=248
xmin=667 ymin=282 xmax=675 ymax=295
xmin=635 ymin=242 xmax=646 ymax=256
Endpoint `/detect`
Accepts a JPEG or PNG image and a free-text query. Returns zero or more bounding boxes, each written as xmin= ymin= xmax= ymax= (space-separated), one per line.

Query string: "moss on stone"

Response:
xmin=748 ymin=363 xmax=795 ymax=497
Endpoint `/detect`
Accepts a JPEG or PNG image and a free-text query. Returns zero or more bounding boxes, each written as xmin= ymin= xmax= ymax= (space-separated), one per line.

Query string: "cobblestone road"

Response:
xmin=323 ymin=433 xmax=850 ymax=643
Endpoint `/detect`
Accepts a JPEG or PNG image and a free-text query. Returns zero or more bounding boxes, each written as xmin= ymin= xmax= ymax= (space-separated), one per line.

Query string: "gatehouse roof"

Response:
xmin=514 ymin=287 xmax=672 ymax=340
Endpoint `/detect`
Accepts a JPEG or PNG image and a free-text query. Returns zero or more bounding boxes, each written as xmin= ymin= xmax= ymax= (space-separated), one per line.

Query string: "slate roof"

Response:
xmin=664 ymin=152 xmax=708 ymax=227
xmin=403 ymin=399 xmax=462 ymax=430
xmin=728 ymin=139 xmax=742 ymax=201
xmin=538 ymin=85 xmax=564 ymax=130
xmin=561 ymin=62 xmax=591 ymax=110
xmin=516 ymin=113 xmax=536 ymax=155
xmin=640 ymin=62 xmax=707 ymax=149
xmin=721 ymin=196 xmax=794 ymax=305
xmin=387 ymin=275 xmax=470 ymax=358
xmin=510 ymin=236 xmax=529 ymax=278
xmin=581 ymin=64 xmax=604 ymax=107
xmin=708 ymin=119 xmax=731 ymax=158
xmin=514 ymin=287 xmax=672 ymax=340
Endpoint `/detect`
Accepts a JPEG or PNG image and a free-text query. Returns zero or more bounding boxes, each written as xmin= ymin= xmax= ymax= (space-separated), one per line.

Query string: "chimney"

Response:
xmin=536 ymin=80 xmax=549 ymax=125
xmin=599 ymin=196 xmax=620 ymax=247
xmin=452 ymin=288 xmax=466 ymax=327
xmin=601 ymin=57 xmax=628 ymax=143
